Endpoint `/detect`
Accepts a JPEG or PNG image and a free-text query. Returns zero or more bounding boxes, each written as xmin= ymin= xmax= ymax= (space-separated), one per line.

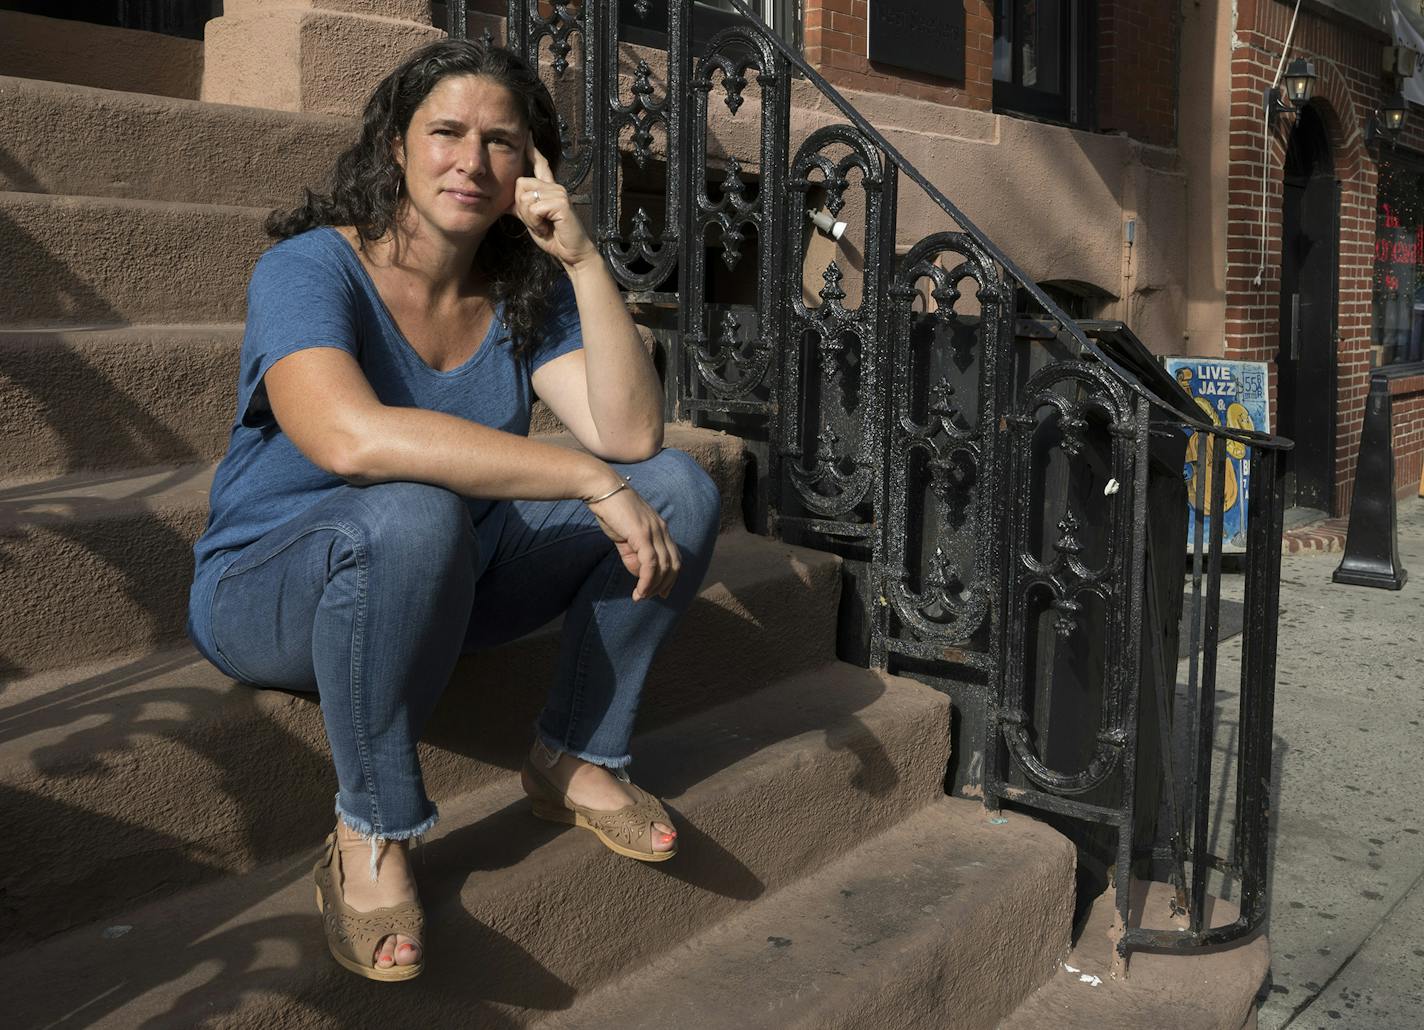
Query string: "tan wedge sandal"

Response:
xmin=521 ymin=759 xmax=679 ymax=863
xmin=312 ymin=832 xmax=425 ymax=982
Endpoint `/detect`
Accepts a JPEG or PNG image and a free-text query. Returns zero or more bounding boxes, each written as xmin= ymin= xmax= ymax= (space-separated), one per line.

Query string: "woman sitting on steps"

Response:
xmin=185 ymin=39 xmax=720 ymax=982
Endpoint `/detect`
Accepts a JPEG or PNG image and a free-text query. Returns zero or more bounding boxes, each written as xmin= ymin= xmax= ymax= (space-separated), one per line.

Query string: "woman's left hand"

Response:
xmin=514 ymin=138 xmax=597 ymax=271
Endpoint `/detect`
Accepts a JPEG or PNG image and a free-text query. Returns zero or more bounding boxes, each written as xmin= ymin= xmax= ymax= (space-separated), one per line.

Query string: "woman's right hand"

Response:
xmin=586 ymin=483 xmax=681 ymax=602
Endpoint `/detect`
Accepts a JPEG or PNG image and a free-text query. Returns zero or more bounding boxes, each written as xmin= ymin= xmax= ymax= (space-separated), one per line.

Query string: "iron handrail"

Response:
xmin=715 ymin=0 xmax=1292 ymax=451
xmin=479 ymin=0 xmax=1288 ymax=972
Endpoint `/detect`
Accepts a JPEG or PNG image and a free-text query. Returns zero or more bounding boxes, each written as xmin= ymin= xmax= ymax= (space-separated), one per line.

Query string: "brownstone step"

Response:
xmin=6 ymin=661 xmax=953 ymax=1026
xmin=0 ymin=191 xmax=269 ymax=326
xmin=0 ymin=529 xmax=841 ymax=950
xmin=0 ymin=324 xmax=245 ymax=483
xmin=0 ymin=424 xmax=747 ymax=675
xmin=540 ymin=798 xmax=1077 ymax=1030
xmin=0 ymin=73 xmax=353 ymax=207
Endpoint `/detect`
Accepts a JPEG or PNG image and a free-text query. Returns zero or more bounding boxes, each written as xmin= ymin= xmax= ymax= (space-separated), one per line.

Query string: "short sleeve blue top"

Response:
xmin=187 ymin=227 xmax=583 ymax=657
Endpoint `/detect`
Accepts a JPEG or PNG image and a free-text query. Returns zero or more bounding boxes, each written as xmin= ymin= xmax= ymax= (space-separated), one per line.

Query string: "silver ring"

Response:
xmin=531 ymin=189 xmax=541 ymax=202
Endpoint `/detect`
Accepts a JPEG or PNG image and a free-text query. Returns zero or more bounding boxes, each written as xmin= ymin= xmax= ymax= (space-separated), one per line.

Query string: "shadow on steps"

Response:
xmin=9 ymin=664 xmax=930 ymax=1029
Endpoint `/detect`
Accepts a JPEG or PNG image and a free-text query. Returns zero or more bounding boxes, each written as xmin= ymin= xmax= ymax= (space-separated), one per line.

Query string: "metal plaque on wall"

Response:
xmin=867 ymin=0 xmax=966 ymax=81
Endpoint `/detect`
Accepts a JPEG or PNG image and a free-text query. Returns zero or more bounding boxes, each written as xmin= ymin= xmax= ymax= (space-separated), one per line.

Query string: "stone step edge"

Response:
xmin=999 ymin=881 xmax=1269 ymax=1030
xmin=0 ymin=72 xmax=356 ymax=128
xmin=538 ymin=796 xmax=1078 ymax=1030
xmin=0 ymin=187 xmax=271 ymax=217
xmin=8 ymin=663 xmax=953 ymax=1028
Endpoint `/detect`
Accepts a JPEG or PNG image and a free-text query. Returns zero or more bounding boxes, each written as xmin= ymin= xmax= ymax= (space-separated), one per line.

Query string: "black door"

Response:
xmin=1277 ymin=106 xmax=1339 ymax=513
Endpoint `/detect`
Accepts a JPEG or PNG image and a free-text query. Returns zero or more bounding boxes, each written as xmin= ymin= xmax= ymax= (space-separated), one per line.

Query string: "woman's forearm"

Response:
xmin=342 ymin=404 xmax=622 ymax=502
xmin=566 ymin=256 xmax=665 ymax=454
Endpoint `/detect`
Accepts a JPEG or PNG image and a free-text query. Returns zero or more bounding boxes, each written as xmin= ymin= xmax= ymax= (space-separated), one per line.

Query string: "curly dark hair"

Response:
xmin=266 ymin=39 xmax=564 ymax=358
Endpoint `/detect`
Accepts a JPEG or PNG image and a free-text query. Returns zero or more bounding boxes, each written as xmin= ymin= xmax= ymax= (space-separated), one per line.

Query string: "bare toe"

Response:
xmin=653 ymin=821 xmax=677 ymax=851
xmin=375 ymin=935 xmax=396 ymax=968
xmin=395 ymin=935 xmax=422 ymax=966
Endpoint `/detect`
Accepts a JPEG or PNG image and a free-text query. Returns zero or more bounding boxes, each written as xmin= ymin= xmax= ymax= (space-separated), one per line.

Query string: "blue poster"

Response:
xmin=1162 ymin=358 xmax=1271 ymax=553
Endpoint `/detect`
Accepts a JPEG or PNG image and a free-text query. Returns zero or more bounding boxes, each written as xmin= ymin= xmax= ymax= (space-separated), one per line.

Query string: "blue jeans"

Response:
xmin=196 ymin=448 xmax=721 ymax=841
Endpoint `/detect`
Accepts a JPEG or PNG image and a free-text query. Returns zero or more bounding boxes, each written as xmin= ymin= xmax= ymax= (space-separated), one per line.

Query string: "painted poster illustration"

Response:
xmin=1162 ymin=358 xmax=1271 ymax=553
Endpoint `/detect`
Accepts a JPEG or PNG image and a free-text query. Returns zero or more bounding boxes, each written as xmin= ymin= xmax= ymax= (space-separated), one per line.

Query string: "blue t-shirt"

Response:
xmin=187 ymin=227 xmax=583 ymax=660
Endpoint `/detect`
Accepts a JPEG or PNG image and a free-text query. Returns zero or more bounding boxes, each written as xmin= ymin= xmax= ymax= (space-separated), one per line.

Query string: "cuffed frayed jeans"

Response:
xmin=195 ymin=448 xmax=721 ymax=842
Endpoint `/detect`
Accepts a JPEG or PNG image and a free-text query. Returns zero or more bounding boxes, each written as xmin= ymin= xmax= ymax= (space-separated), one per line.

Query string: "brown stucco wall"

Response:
xmin=201 ymin=0 xmax=441 ymax=116
xmin=0 ymin=10 xmax=203 ymax=98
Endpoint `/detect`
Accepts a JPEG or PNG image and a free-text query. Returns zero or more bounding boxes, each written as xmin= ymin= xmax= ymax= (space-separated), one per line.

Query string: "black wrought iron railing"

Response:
xmin=449 ymin=0 xmax=1293 ymax=971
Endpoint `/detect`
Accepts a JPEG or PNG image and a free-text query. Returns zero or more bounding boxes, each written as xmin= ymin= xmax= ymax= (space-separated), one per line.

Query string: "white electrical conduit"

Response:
xmin=1254 ymin=0 xmax=1307 ymax=287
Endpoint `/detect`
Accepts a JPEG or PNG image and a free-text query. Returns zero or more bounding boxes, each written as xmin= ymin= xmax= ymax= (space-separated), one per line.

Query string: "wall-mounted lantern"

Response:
xmin=1367 ymin=93 xmax=1410 ymax=146
xmin=1266 ymin=57 xmax=1317 ymax=123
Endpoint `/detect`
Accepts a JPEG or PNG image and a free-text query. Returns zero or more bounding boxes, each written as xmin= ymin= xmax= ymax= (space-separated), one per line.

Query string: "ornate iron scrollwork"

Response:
xmin=779 ymin=125 xmax=892 ymax=533
xmin=509 ymin=2 xmax=596 ymax=192
xmin=683 ymin=27 xmax=787 ymax=409
xmin=878 ymin=232 xmax=1005 ymax=654
xmin=998 ymin=359 xmax=1136 ymax=795
xmin=596 ymin=5 xmax=684 ymax=292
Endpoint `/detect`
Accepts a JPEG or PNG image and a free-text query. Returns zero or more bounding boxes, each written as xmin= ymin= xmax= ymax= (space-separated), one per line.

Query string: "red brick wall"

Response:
xmin=802 ymin=0 xmax=993 ymax=109
xmin=1391 ymin=378 xmax=1424 ymax=496
xmin=1225 ymin=0 xmax=1398 ymax=515
xmin=1097 ymin=0 xmax=1178 ymax=146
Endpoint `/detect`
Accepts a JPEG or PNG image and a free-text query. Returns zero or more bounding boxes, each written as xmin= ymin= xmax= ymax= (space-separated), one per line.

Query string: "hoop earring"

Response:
xmin=499 ymin=216 xmax=529 ymax=239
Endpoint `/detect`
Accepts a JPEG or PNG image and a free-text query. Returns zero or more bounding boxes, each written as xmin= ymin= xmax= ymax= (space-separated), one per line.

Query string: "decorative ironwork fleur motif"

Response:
xmin=692 ymin=308 xmax=764 ymax=394
xmin=1051 ymin=595 xmax=1083 ymax=639
xmin=544 ymin=4 xmax=580 ymax=77
xmin=819 ymin=333 xmax=848 ymax=384
xmin=928 ymin=459 xmax=968 ymax=504
xmin=929 ymin=376 xmax=958 ymax=421
xmin=604 ymin=204 xmax=669 ymax=280
xmin=717 ymin=159 xmax=748 ymax=269
xmin=721 ymin=68 xmax=748 ymax=115
xmin=1058 ymin=410 xmax=1089 ymax=457
xmin=1053 ymin=511 xmax=1083 ymax=558
xmin=930 ymin=277 xmax=961 ymax=323
xmin=628 ymin=208 xmax=655 ymax=250
xmin=708 ymin=310 xmax=756 ymax=373
xmin=788 ymin=418 xmax=872 ymax=518
xmin=716 ymin=309 xmax=741 ymax=358
xmin=634 ymin=0 xmax=650 ymax=15
xmin=628 ymin=61 xmax=659 ymax=168
xmin=918 ymin=547 xmax=967 ymax=616
xmin=818 ymin=262 xmax=847 ymax=306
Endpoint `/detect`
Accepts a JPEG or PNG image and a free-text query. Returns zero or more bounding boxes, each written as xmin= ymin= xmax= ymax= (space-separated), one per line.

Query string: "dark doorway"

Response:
xmin=1277 ymin=104 xmax=1339 ymax=514
xmin=0 ymin=2 xmax=220 ymax=39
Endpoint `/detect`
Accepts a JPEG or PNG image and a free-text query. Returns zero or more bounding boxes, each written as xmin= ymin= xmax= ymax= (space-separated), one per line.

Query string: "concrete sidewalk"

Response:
xmin=1204 ymin=497 xmax=1424 ymax=1029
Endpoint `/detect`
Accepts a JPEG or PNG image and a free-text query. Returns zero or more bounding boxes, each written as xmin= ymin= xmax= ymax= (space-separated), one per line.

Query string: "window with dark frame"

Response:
xmin=1372 ymin=152 xmax=1424 ymax=366
xmin=618 ymin=0 xmax=801 ymax=51
xmin=992 ymin=0 xmax=1092 ymax=128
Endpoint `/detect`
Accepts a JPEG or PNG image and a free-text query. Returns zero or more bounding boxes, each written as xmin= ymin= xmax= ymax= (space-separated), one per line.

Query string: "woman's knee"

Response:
xmin=342 ymin=481 xmax=477 ymax=571
xmin=627 ymin=448 xmax=722 ymax=546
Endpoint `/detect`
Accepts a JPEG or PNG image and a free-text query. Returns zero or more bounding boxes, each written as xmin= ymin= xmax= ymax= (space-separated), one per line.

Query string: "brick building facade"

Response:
xmin=1224 ymin=0 xmax=1424 ymax=512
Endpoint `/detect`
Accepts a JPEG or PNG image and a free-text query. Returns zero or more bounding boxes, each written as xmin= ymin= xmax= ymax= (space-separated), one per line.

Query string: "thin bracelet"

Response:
xmin=585 ymin=476 xmax=631 ymax=505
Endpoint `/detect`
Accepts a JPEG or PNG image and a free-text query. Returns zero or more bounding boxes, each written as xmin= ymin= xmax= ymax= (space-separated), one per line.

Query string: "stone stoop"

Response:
xmin=539 ymin=799 xmax=1077 ymax=1030
xmin=999 ymin=882 xmax=1270 ymax=1030
xmin=0 ymin=425 xmax=746 ymax=676
xmin=0 ymin=60 xmax=1201 ymax=1030
xmin=0 ymin=191 xmax=271 ymax=326
xmin=7 ymin=664 xmax=959 ymax=1028
xmin=0 ymin=529 xmax=840 ymax=953
xmin=0 ymin=75 xmax=353 ymax=208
